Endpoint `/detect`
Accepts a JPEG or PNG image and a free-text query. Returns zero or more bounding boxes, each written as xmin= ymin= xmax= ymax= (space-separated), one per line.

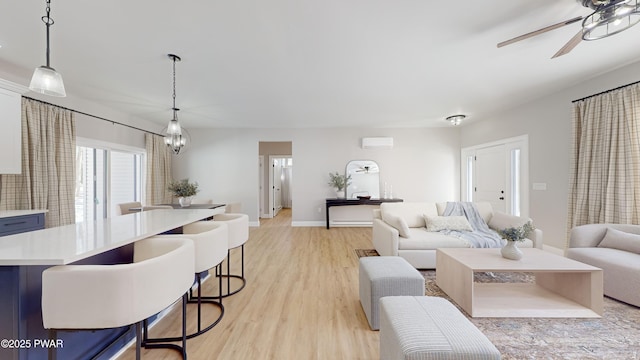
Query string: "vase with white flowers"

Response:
xmin=497 ymin=222 xmax=535 ymax=260
xmin=167 ymin=179 xmax=199 ymax=207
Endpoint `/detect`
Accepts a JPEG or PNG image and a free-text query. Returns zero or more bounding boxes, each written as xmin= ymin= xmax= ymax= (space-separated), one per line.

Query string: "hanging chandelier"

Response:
xmin=29 ymin=0 xmax=66 ymax=97
xmin=164 ymin=54 xmax=186 ymax=155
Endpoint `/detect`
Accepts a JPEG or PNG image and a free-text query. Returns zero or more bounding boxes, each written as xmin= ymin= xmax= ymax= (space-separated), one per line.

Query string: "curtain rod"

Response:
xmin=572 ymin=79 xmax=640 ymax=103
xmin=22 ymin=96 xmax=165 ymax=137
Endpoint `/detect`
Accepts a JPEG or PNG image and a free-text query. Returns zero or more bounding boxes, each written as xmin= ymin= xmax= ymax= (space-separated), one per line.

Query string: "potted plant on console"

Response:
xmin=168 ymin=178 xmax=199 ymax=207
xmin=328 ymin=172 xmax=351 ymax=199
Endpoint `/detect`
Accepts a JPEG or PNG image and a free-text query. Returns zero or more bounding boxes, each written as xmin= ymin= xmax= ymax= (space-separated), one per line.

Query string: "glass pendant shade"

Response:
xmin=29 ymin=66 xmax=66 ymax=97
xmin=167 ymin=118 xmax=182 ymax=135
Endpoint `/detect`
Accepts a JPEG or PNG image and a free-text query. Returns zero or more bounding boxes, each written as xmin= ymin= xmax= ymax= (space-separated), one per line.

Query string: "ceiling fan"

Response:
xmin=498 ymin=0 xmax=640 ymax=58
xmin=354 ymin=165 xmax=379 ymax=173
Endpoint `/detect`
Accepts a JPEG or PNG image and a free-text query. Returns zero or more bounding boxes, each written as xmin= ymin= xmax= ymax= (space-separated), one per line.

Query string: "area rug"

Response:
xmin=354 ymin=249 xmax=640 ymax=360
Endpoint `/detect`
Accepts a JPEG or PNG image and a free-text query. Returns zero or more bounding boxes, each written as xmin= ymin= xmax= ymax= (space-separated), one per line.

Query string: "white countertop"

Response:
xmin=0 ymin=210 xmax=48 ymax=219
xmin=0 ymin=209 xmax=219 ymax=266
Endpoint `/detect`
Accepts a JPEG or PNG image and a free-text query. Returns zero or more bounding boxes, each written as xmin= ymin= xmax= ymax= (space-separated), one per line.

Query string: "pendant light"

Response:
xmin=29 ymin=0 xmax=66 ymax=97
xmin=164 ymin=54 xmax=186 ymax=154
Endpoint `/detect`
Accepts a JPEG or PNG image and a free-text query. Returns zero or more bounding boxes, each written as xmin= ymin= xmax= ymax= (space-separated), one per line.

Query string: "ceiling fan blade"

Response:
xmin=497 ymin=16 xmax=583 ymax=48
xmin=551 ymin=29 xmax=583 ymax=58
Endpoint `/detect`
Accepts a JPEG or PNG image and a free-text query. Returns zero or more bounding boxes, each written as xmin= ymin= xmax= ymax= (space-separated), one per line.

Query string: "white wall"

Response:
xmin=461 ymin=59 xmax=640 ymax=250
xmin=172 ymin=127 xmax=461 ymax=225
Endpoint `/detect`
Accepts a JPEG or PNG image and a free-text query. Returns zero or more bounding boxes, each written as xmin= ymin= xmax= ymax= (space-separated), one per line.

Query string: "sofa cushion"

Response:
xmin=380 ymin=202 xmax=437 ymax=228
xmin=385 ymin=214 xmax=411 ymax=238
xmin=424 ymin=215 xmax=473 ymax=232
xmin=399 ymin=228 xmax=470 ymax=250
xmin=488 ymin=211 xmax=532 ymax=231
xmin=398 ymin=228 xmax=535 ymax=250
xmin=598 ymin=227 xmax=640 ymax=254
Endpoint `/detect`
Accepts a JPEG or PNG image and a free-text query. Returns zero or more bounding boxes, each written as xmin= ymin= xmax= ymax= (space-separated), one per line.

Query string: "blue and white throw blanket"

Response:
xmin=441 ymin=202 xmax=505 ymax=248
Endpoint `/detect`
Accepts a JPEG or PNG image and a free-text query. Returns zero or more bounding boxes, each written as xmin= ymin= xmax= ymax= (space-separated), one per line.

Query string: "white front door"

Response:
xmin=474 ymin=144 xmax=507 ymax=213
xmin=462 ymin=136 xmax=529 ymax=217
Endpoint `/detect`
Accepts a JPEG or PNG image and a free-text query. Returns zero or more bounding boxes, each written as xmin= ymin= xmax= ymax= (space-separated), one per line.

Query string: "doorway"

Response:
xmin=270 ymin=156 xmax=292 ymax=217
xmin=258 ymin=142 xmax=293 ymax=219
xmin=461 ymin=135 xmax=529 ymax=217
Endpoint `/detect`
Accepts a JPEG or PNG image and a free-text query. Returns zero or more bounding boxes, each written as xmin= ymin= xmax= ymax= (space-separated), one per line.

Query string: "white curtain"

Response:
xmin=567 ymin=83 xmax=640 ymax=241
xmin=145 ymin=133 xmax=173 ymax=205
xmin=0 ymin=98 xmax=76 ymax=227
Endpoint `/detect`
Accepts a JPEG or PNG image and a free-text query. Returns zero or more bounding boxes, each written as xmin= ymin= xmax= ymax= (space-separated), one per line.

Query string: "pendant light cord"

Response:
xmin=170 ymin=54 xmax=181 ymax=119
xmin=43 ymin=0 xmax=54 ymax=68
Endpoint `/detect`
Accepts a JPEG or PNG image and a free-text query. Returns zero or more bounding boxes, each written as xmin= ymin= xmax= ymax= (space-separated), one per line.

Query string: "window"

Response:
xmin=75 ymin=142 xmax=144 ymax=223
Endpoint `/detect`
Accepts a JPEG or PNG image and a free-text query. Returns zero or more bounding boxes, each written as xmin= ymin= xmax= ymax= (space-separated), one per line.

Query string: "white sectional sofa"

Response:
xmin=372 ymin=201 xmax=543 ymax=269
xmin=566 ymin=223 xmax=640 ymax=307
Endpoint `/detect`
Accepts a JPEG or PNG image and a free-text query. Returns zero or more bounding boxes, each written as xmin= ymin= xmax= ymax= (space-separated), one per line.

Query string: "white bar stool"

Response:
xmin=117 ymin=201 xmax=142 ymax=215
xmin=41 ymin=236 xmax=195 ymax=360
xmin=213 ymin=213 xmax=249 ymax=297
xmin=146 ymin=221 xmax=229 ymax=340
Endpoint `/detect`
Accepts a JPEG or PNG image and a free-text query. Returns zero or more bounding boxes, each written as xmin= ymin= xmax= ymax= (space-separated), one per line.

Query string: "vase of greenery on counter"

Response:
xmin=168 ymin=179 xmax=199 ymax=207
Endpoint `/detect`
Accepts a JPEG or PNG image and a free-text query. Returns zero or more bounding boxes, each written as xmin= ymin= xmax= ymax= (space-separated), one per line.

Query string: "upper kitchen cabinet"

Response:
xmin=0 ymin=79 xmax=27 ymax=174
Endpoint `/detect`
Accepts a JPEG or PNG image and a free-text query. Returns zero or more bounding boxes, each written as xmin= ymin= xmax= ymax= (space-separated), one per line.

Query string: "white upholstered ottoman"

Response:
xmin=380 ymin=296 xmax=501 ymax=360
xmin=359 ymin=256 xmax=424 ymax=330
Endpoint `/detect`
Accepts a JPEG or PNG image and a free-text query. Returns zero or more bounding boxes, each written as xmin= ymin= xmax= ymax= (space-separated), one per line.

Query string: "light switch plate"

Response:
xmin=532 ymin=183 xmax=547 ymax=191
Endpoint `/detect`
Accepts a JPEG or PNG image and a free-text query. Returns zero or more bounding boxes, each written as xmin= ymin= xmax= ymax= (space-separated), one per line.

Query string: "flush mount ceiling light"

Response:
xmin=164 ymin=54 xmax=187 ymax=155
xmin=446 ymin=115 xmax=466 ymax=126
xmin=29 ymin=0 xmax=66 ymax=97
xmin=581 ymin=0 xmax=640 ymax=40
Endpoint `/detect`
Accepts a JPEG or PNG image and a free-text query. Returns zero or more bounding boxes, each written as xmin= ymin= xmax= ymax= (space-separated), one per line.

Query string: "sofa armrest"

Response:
xmin=372 ymin=218 xmax=399 ymax=256
xmin=529 ymin=228 xmax=544 ymax=249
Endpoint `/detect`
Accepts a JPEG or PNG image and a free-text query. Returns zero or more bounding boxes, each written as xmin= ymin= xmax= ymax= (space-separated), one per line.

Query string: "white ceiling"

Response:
xmin=1 ymin=0 xmax=640 ymax=129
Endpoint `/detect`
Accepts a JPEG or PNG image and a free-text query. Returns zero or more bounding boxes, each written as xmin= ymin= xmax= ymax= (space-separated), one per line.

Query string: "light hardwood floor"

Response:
xmin=117 ymin=209 xmax=379 ymax=359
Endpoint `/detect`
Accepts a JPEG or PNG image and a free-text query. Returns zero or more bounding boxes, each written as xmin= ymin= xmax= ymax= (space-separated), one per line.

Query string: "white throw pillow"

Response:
xmin=598 ymin=227 xmax=640 ymax=254
xmin=424 ymin=215 xmax=473 ymax=232
xmin=488 ymin=211 xmax=531 ymax=231
xmin=384 ymin=214 xmax=411 ymax=238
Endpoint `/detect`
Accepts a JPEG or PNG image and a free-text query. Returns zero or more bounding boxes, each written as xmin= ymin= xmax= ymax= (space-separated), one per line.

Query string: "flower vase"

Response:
xmin=501 ymin=240 xmax=523 ymax=260
xmin=178 ymin=196 xmax=193 ymax=207
xmin=336 ymin=190 xmax=345 ymax=199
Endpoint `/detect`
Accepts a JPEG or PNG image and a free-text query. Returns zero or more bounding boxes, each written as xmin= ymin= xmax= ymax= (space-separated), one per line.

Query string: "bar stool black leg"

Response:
xmin=218 ymin=245 xmax=247 ymax=298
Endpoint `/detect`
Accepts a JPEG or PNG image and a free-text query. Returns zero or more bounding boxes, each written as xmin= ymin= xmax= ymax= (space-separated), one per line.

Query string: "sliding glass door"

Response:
xmin=75 ymin=144 xmax=144 ymax=223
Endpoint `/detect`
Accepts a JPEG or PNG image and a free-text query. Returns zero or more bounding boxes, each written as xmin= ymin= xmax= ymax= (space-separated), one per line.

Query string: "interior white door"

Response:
xmin=272 ymin=158 xmax=283 ymax=216
xmin=259 ymin=156 xmax=264 ymax=218
xmin=474 ymin=145 xmax=507 ymax=212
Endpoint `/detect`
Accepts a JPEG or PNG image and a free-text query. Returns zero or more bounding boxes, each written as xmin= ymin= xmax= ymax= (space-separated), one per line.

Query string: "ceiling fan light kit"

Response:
xmin=498 ymin=0 xmax=640 ymax=58
xmin=581 ymin=0 xmax=640 ymax=40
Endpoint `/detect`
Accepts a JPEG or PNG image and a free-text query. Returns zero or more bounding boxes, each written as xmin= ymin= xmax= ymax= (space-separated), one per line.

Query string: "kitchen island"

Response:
xmin=0 ymin=209 xmax=222 ymax=360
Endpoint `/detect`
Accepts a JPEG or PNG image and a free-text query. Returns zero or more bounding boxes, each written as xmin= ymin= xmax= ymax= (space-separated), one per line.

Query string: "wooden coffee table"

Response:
xmin=436 ymin=248 xmax=603 ymax=318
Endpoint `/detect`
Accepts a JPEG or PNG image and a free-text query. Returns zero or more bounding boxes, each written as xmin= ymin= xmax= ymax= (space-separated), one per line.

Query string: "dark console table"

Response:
xmin=325 ymin=198 xmax=403 ymax=229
